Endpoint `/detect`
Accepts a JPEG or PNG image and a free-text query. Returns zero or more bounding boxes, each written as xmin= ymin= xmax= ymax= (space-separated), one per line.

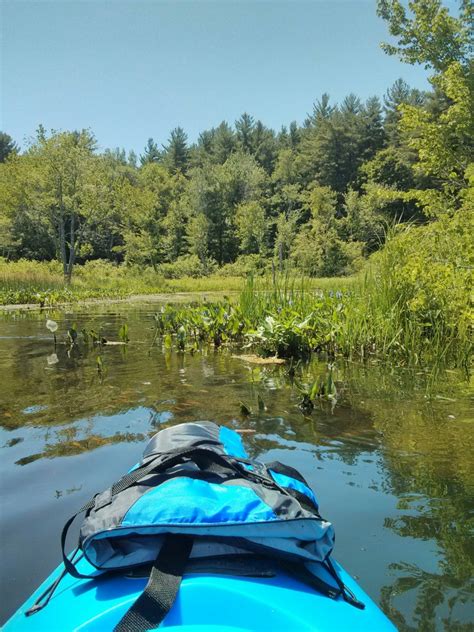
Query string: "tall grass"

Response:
xmin=152 ymin=222 xmax=471 ymax=370
xmin=0 ymin=258 xmax=352 ymax=306
xmin=0 ymin=259 xmax=169 ymax=305
xmin=235 ymin=224 xmax=472 ymax=370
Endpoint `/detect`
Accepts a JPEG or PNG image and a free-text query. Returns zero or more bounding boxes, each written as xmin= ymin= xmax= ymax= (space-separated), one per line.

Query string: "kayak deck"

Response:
xmin=5 ymin=556 xmax=396 ymax=631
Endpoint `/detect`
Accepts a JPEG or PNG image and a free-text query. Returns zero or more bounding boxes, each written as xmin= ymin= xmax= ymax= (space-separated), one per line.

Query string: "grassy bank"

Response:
xmin=152 ymin=223 xmax=472 ymax=371
xmin=0 ymin=258 xmax=352 ymax=306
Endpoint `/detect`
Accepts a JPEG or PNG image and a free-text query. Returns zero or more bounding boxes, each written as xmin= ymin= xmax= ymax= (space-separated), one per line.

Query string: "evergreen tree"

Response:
xmin=0 ymin=132 xmax=19 ymax=162
xmin=162 ymin=127 xmax=189 ymax=174
xmin=288 ymin=121 xmax=301 ymax=148
xmin=384 ymin=79 xmax=425 ymax=144
xmin=359 ymin=97 xmax=386 ymax=162
xmin=304 ymin=94 xmax=335 ymax=127
xmin=211 ymin=122 xmax=237 ymax=164
xmin=140 ymin=138 xmax=161 ymax=165
xmin=235 ymin=113 xmax=255 ymax=153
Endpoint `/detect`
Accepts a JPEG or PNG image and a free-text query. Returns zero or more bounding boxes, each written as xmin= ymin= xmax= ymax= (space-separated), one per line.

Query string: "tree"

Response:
xmin=210 ymin=122 xmax=237 ymax=164
xmin=186 ymin=152 xmax=265 ymax=264
xmin=377 ymin=0 xmax=472 ymax=71
xmin=235 ymin=201 xmax=267 ymax=254
xmin=19 ymin=129 xmax=100 ymax=281
xmin=298 ymin=100 xmax=367 ymax=193
xmin=359 ymin=96 xmax=386 ymax=161
xmin=187 ymin=213 xmax=209 ymax=263
xmin=291 ymin=186 xmax=363 ymax=276
xmin=191 ymin=124 xmax=237 ymax=168
xmin=162 ymin=127 xmax=189 ymax=174
xmin=305 ymin=94 xmax=335 ymax=127
xmin=378 ymin=0 xmax=474 ymax=214
xmin=383 ymin=78 xmax=425 ymax=144
xmin=0 ymin=132 xmax=19 ymax=162
xmin=400 ymin=62 xmax=473 ymax=207
xmin=274 ymin=211 xmax=298 ymax=267
xmin=140 ymin=138 xmax=161 ymax=165
xmin=235 ymin=113 xmax=255 ymax=153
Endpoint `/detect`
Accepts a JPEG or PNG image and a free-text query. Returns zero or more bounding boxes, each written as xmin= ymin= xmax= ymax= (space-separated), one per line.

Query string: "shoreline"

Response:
xmin=0 ymin=290 xmax=239 ymax=312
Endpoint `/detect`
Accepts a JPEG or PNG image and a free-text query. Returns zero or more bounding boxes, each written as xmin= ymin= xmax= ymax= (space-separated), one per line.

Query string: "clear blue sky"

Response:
xmin=2 ymin=0 xmax=433 ymax=155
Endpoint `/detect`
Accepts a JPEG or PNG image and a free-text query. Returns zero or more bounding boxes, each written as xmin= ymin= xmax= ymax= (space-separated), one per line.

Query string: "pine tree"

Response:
xmin=162 ymin=127 xmax=189 ymax=174
xmin=304 ymin=94 xmax=335 ymax=127
xmin=235 ymin=113 xmax=255 ymax=153
xmin=0 ymin=132 xmax=19 ymax=162
xmin=384 ymin=79 xmax=425 ymax=144
xmin=140 ymin=138 xmax=161 ymax=165
xmin=211 ymin=122 xmax=236 ymax=164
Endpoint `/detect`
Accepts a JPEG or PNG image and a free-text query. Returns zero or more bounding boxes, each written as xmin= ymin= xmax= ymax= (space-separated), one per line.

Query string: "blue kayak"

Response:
xmin=4 ymin=422 xmax=396 ymax=631
xmin=4 ymin=555 xmax=395 ymax=631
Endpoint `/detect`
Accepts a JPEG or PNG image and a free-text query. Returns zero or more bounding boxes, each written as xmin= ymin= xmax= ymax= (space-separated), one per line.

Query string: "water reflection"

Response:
xmin=0 ymin=305 xmax=473 ymax=628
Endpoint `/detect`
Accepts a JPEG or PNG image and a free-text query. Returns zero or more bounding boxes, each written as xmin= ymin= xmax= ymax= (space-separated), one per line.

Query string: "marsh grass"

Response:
xmin=0 ymin=258 xmax=351 ymax=306
xmin=152 ymin=237 xmax=471 ymax=371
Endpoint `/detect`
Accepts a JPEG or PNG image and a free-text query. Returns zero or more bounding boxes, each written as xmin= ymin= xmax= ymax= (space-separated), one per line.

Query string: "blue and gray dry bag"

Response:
xmin=27 ymin=421 xmax=364 ymax=628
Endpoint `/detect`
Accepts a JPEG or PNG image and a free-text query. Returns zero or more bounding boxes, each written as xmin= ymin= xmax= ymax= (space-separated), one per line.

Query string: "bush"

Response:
xmin=216 ymin=254 xmax=268 ymax=277
xmin=159 ymin=255 xmax=217 ymax=279
xmin=360 ymin=209 xmax=473 ymax=367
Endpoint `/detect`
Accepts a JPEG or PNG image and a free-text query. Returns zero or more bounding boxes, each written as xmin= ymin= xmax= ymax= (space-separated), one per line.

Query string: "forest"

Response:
xmin=0 ymin=72 xmax=460 ymax=279
xmin=0 ymin=2 xmax=470 ymax=273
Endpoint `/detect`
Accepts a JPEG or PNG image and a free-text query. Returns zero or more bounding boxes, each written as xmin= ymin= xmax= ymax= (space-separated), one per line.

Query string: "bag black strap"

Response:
xmin=282 ymin=558 xmax=365 ymax=610
xmin=324 ymin=557 xmax=365 ymax=610
xmin=114 ymin=534 xmax=193 ymax=632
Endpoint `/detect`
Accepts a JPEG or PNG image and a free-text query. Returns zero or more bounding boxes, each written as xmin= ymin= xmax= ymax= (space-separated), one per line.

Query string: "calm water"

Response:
xmin=0 ymin=302 xmax=473 ymax=630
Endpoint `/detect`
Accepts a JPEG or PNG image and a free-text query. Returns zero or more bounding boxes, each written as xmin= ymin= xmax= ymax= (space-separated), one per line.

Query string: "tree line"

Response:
xmin=0 ymin=0 xmax=471 ymax=282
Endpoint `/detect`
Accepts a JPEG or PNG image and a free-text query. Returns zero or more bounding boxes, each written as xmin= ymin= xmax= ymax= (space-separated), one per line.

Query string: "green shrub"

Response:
xmin=216 ymin=254 xmax=268 ymax=277
xmin=159 ymin=255 xmax=217 ymax=279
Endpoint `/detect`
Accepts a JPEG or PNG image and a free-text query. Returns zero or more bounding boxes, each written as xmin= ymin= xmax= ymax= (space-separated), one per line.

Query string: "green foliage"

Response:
xmin=0 ymin=132 xmax=19 ymax=162
xmin=291 ymin=186 xmax=365 ymax=276
xmin=140 ymin=138 xmax=161 ymax=165
xmin=118 ymin=323 xmax=129 ymax=343
xmin=159 ymin=254 xmax=217 ymax=279
xmin=0 ymin=258 xmax=167 ymax=305
xmin=216 ymin=254 xmax=267 ymax=278
xmin=247 ymin=313 xmax=315 ymax=359
xmin=235 ymin=201 xmax=267 ymax=254
xmin=162 ymin=127 xmax=189 ymax=174
xmin=377 ymin=0 xmax=472 ymax=71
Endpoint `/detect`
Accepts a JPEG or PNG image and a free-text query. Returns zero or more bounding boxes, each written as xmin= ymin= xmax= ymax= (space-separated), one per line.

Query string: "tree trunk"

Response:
xmin=64 ymin=212 xmax=76 ymax=284
xmin=59 ymin=218 xmax=68 ymax=281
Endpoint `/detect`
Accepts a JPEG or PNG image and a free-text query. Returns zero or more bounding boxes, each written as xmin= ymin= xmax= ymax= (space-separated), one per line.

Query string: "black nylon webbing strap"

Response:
xmin=280 ymin=560 xmax=342 ymax=601
xmin=114 ymin=534 xmax=193 ymax=632
xmin=324 ymin=557 xmax=365 ymax=610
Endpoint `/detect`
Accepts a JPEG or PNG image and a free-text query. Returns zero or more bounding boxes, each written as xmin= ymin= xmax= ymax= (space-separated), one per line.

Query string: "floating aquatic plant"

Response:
xmin=46 ymin=319 xmax=58 ymax=346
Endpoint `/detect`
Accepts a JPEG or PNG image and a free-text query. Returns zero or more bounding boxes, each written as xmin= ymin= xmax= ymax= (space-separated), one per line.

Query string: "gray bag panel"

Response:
xmin=143 ymin=421 xmax=221 ymax=458
xmin=84 ymin=520 xmax=335 ymax=569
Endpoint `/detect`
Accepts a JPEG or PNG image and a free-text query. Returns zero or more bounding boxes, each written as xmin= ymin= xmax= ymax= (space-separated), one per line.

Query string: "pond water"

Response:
xmin=0 ymin=301 xmax=473 ymax=630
